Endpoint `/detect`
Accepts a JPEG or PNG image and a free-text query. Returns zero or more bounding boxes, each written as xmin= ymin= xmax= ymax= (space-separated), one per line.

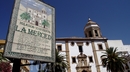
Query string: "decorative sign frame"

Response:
xmin=3 ymin=0 xmax=55 ymax=62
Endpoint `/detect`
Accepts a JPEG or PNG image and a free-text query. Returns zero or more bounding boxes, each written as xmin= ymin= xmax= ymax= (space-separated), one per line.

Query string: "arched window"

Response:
xmin=94 ymin=30 xmax=98 ymax=36
xmin=89 ymin=31 xmax=93 ymax=37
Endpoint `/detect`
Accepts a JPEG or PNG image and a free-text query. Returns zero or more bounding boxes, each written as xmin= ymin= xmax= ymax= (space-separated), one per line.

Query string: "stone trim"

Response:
xmin=91 ymin=41 xmax=101 ymax=72
xmin=56 ymin=38 xmax=108 ymax=41
xmin=93 ymin=30 xmax=96 ymax=37
xmin=60 ymin=51 xmax=69 ymax=52
xmin=76 ymin=42 xmax=83 ymax=46
xmin=104 ymin=41 xmax=109 ymax=49
xmin=65 ymin=41 xmax=71 ymax=72
xmin=97 ymin=30 xmax=101 ymax=37
xmin=84 ymin=25 xmax=102 ymax=38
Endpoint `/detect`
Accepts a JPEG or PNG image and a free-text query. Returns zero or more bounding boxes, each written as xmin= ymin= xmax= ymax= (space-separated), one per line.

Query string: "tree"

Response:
xmin=42 ymin=20 xmax=50 ymax=28
xmin=0 ymin=52 xmax=9 ymax=62
xmin=43 ymin=49 xmax=68 ymax=72
xmin=55 ymin=50 xmax=68 ymax=72
xmin=101 ymin=47 xmax=126 ymax=72
xmin=0 ymin=62 xmax=12 ymax=72
xmin=20 ymin=12 xmax=31 ymax=20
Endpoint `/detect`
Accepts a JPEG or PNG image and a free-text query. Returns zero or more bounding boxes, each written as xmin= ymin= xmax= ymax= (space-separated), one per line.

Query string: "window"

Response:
xmin=98 ymin=44 xmax=103 ymax=50
xmin=78 ymin=46 xmax=83 ymax=52
xmin=57 ymin=45 xmax=62 ymax=51
xmin=71 ymin=42 xmax=74 ymax=46
xmin=94 ymin=30 xmax=98 ymax=36
xmin=89 ymin=31 xmax=93 ymax=37
xmin=72 ymin=57 xmax=76 ymax=63
xmin=89 ymin=56 xmax=93 ymax=62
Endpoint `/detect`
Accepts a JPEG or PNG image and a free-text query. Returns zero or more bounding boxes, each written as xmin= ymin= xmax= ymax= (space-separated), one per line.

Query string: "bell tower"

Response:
xmin=84 ymin=18 xmax=102 ymax=38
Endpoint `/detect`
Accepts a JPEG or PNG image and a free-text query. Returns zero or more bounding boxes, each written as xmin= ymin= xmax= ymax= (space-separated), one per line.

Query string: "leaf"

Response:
xmin=20 ymin=12 xmax=31 ymax=20
xmin=101 ymin=47 xmax=126 ymax=72
xmin=42 ymin=20 xmax=50 ymax=27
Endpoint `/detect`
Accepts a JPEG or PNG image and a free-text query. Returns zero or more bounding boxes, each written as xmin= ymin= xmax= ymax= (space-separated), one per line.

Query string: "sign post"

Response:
xmin=12 ymin=59 xmax=21 ymax=72
xmin=4 ymin=0 xmax=55 ymax=71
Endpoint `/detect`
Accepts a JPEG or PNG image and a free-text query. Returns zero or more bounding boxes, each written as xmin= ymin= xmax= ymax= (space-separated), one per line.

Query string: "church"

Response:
xmin=56 ymin=18 xmax=130 ymax=72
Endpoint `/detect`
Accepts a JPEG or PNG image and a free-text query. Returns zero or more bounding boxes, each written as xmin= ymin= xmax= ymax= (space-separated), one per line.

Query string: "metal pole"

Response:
xmin=38 ymin=61 xmax=42 ymax=72
xmin=12 ymin=59 xmax=21 ymax=72
xmin=51 ymin=63 xmax=55 ymax=72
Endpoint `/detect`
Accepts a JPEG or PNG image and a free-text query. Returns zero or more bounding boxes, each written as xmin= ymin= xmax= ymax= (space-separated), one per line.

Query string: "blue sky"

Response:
xmin=0 ymin=0 xmax=130 ymax=71
xmin=0 ymin=0 xmax=130 ymax=45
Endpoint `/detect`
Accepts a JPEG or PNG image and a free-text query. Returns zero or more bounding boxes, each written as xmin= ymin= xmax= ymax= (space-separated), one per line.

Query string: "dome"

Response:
xmin=84 ymin=18 xmax=99 ymax=31
xmin=84 ymin=18 xmax=102 ymax=38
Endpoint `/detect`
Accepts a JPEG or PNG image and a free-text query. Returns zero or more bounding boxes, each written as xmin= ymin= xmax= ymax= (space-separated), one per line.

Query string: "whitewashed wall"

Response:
xmin=94 ymin=41 xmax=107 ymax=72
xmin=107 ymin=40 xmax=130 ymax=52
xmin=56 ymin=40 xmax=130 ymax=72
xmin=56 ymin=40 xmax=98 ymax=72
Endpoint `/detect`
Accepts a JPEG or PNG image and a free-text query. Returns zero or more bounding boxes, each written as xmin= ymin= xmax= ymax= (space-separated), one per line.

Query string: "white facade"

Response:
xmin=56 ymin=39 xmax=130 ymax=72
xmin=55 ymin=18 xmax=130 ymax=72
xmin=56 ymin=39 xmax=108 ymax=72
xmin=107 ymin=40 xmax=130 ymax=51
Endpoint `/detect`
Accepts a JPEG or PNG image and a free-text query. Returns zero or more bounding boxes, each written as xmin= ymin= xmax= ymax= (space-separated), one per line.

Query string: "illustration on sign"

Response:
xmin=4 ymin=0 xmax=55 ymax=62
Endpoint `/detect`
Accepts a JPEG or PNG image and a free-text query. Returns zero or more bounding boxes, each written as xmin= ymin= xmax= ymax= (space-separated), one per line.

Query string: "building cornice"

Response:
xmin=56 ymin=37 xmax=108 ymax=41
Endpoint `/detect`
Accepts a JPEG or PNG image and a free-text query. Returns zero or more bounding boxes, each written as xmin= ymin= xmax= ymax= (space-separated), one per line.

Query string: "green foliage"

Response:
xmin=43 ymin=49 xmax=68 ymax=72
xmin=20 ymin=12 xmax=31 ymax=20
xmin=0 ymin=52 xmax=9 ymax=62
xmin=55 ymin=50 xmax=68 ymax=72
xmin=101 ymin=47 xmax=126 ymax=72
xmin=42 ymin=20 xmax=50 ymax=27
